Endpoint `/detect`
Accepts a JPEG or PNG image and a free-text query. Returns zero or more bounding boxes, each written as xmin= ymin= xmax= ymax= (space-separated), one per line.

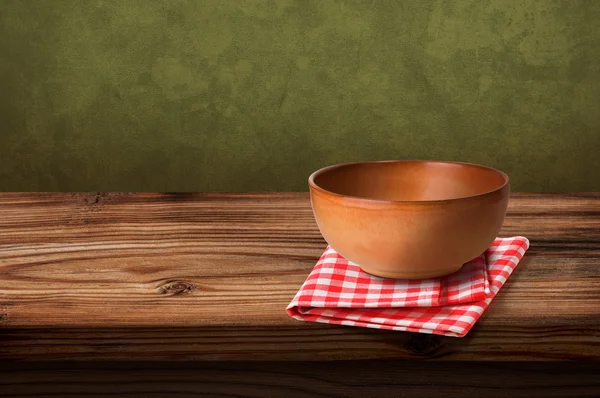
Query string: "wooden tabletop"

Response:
xmin=0 ymin=192 xmax=599 ymax=361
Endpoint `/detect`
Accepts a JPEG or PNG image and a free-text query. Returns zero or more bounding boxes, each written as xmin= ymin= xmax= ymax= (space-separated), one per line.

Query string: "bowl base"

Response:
xmin=359 ymin=264 xmax=464 ymax=280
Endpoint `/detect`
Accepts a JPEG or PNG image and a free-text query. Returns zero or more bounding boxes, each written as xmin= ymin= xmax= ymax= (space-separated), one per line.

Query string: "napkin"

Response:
xmin=286 ymin=236 xmax=529 ymax=337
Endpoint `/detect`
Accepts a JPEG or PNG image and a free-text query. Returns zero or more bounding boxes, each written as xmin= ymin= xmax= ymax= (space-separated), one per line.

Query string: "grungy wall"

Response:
xmin=1 ymin=0 xmax=599 ymax=191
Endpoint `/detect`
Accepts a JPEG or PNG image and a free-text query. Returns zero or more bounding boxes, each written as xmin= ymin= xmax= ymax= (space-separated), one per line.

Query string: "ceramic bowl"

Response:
xmin=308 ymin=160 xmax=510 ymax=279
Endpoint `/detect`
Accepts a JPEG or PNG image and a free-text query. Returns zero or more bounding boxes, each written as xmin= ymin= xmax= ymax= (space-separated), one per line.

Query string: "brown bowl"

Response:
xmin=308 ymin=160 xmax=510 ymax=279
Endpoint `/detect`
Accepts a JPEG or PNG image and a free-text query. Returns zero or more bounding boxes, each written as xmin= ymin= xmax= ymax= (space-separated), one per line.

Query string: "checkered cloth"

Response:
xmin=287 ymin=236 xmax=529 ymax=337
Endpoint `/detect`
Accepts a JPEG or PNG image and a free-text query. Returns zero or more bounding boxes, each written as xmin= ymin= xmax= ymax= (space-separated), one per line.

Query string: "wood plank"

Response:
xmin=1 ymin=324 xmax=600 ymax=361
xmin=0 ymin=192 xmax=599 ymax=361
xmin=1 ymin=361 xmax=600 ymax=398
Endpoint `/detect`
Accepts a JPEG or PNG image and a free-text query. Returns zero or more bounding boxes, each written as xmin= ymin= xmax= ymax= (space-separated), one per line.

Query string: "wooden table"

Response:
xmin=1 ymin=192 xmax=599 ymax=396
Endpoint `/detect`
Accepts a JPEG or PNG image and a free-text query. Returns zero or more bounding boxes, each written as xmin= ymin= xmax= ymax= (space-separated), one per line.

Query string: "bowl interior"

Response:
xmin=311 ymin=161 xmax=508 ymax=202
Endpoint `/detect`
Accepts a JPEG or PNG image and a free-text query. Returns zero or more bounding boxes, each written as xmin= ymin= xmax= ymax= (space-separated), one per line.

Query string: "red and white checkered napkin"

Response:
xmin=287 ymin=236 xmax=530 ymax=338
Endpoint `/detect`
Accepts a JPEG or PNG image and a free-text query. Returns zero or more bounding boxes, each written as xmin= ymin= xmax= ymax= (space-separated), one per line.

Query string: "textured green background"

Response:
xmin=1 ymin=0 xmax=599 ymax=192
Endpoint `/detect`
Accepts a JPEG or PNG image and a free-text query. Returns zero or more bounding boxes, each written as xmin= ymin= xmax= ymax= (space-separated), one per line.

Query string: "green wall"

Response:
xmin=1 ymin=0 xmax=599 ymax=192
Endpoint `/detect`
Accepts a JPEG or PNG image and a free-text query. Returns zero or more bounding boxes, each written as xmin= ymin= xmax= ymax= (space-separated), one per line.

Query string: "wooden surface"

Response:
xmin=0 ymin=192 xmax=599 ymax=361
xmin=2 ymin=361 xmax=600 ymax=398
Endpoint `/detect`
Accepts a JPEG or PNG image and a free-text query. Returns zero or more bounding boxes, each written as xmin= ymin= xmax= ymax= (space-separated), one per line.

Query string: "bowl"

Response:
xmin=308 ymin=160 xmax=510 ymax=279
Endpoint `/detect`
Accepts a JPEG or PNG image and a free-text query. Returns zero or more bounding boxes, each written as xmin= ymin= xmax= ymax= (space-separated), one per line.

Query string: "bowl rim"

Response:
xmin=308 ymin=160 xmax=510 ymax=204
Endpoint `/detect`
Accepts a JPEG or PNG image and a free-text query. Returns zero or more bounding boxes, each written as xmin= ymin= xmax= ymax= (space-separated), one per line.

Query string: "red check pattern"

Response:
xmin=287 ymin=236 xmax=529 ymax=337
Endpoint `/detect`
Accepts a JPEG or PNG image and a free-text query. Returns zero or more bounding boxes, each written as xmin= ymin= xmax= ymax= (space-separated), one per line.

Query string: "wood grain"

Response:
xmin=0 ymin=192 xmax=599 ymax=361
xmin=2 ymin=361 xmax=600 ymax=397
